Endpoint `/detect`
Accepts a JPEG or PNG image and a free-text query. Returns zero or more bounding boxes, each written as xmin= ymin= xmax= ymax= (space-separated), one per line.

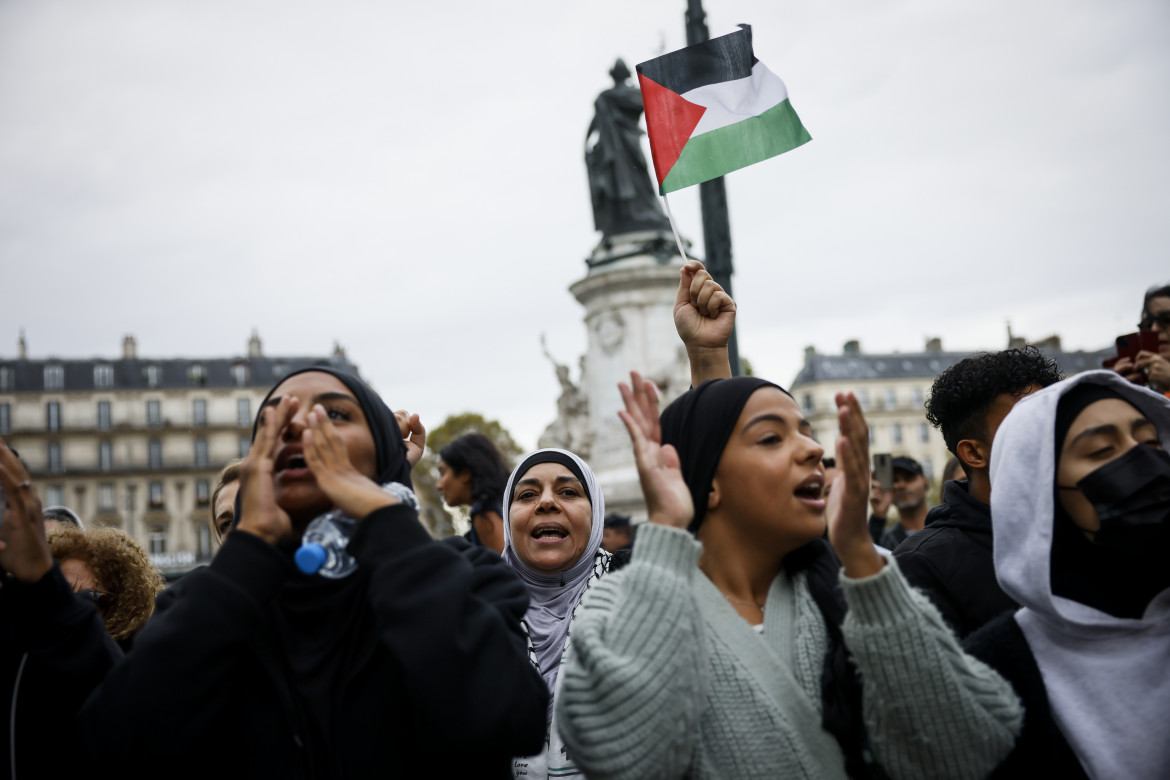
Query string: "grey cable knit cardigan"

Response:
xmin=556 ymin=524 xmax=1023 ymax=780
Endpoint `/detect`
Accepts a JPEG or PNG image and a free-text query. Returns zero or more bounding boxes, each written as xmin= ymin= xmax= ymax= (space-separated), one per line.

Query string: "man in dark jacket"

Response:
xmin=895 ymin=347 xmax=1062 ymax=638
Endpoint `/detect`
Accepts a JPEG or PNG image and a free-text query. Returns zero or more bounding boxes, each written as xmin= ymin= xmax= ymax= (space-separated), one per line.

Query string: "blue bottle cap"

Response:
xmin=295 ymin=543 xmax=328 ymax=575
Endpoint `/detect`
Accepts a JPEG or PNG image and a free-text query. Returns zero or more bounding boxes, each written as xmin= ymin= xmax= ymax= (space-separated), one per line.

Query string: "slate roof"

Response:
xmin=0 ymin=354 xmax=359 ymax=393
xmin=791 ymin=345 xmax=1114 ymax=388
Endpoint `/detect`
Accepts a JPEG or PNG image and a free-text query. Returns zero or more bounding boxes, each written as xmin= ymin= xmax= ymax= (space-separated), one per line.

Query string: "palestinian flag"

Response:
xmin=637 ymin=25 xmax=810 ymax=195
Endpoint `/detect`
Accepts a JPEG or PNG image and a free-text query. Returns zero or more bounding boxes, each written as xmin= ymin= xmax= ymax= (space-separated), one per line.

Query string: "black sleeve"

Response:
xmin=2 ymin=565 xmax=122 ymax=775
xmin=894 ymin=545 xmax=969 ymax=637
xmin=350 ymin=505 xmax=549 ymax=758
xmin=76 ymin=529 xmax=293 ymax=760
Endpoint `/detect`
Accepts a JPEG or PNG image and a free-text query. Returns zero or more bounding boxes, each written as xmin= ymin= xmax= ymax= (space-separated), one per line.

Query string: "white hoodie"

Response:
xmin=989 ymin=370 xmax=1170 ymax=779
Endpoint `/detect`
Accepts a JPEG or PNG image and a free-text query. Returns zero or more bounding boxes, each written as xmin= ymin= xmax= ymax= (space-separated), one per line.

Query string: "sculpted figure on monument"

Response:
xmin=537 ymin=335 xmax=592 ymax=459
xmin=585 ymin=59 xmax=671 ymax=239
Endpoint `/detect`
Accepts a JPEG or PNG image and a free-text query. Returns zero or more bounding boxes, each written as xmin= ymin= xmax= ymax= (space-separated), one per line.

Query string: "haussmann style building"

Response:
xmin=0 ymin=332 xmax=358 ymax=578
xmin=789 ymin=333 xmax=1112 ymax=482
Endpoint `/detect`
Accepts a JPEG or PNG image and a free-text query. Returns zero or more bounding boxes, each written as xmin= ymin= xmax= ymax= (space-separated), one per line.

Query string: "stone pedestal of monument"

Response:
xmin=567 ymin=230 xmax=693 ymax=518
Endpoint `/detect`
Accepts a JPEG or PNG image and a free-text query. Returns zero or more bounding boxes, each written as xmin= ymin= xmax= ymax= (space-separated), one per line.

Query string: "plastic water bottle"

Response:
xmin=294 ymin=482 xmax=419 ymax=578
xmin=295 ymin=511 xmax=359 ymax=579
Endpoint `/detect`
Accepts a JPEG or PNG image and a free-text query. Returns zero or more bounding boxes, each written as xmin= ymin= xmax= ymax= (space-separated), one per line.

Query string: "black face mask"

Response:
xmin=1059 ymin=445 xmax=1170 ymax=558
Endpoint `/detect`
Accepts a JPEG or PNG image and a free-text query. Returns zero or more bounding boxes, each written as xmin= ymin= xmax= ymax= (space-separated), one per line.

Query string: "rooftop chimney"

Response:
xmin=332 ymin=341 xmax=347 ymax=363
xmin=804 ymin=345 xmax=817 ymax=360
xmin=123 ymin=335 xmax=137 ymax=360
xmin=843 ymin=340 xmax=861 ymax=355
xmin=925 ymin=337 xmax=942 ymax=353
xmin=248 ymin=330 xmax=263 ymax=358
xmin=17 ymin=329 xmax=27 ymax=360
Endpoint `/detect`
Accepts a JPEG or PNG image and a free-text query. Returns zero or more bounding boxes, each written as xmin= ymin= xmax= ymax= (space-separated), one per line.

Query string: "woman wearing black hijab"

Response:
xmin=556 ymin=372 xmax=1022 ymax=780
xmin=70 ymin=368 xmax=548 ymax=777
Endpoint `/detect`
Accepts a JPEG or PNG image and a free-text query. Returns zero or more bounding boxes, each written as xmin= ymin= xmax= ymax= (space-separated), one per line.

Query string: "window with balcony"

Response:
xmin=197 ymin=524 xmax=213 ymax=562
xmin=238 ymin=436 xmax=250 ymax=459
xmin=99 ymin=441 xmax=113 ymax=472
xmin=44 ymin=365 xmax=64 ymax=391
xmin=46 ymin=401 xmax=61 ymax=432
xmin=98 ymin=483 xmax=116 ymax=511
xmin=149 ymin=480 xmax=165 ymax=508
xmin=912 ymin=387 xmax=924 ymax=407
xmin=892 ymin=423 xmax=903 ymax=445
xmin=97 ymin=400 xmax=111 ymax=430
xmin=919 ymin=422 xmax=930 ymax=443
xmin=192 ymin=398 xmax=207 ymax=427
xmin=194 ymin=437 xmax=209 ymax=468
xmin=236 ymin=397 xmax=251 ymax=427
xmin=885 ymin=388 xmax=897 ymax=409
xmin=0 ymin=403 xmax=10 ymax=434
xmin=802 ymin=393 xmax=814 ymax=413
xmin=148 ymin=439 xmax=163 ymax=470
xmin=149 ymin=525 xmax=167 ymax=555
xmin=47 ymin=442 xmax=63 ymax=474
xmin=94 ymin=364 xmax=113 ymax=388
xmin=45 ymin=485 xmax=65 ymax=507
xmin=195 ymin=478 xmax=211 ymax=505
xmin=146 ymin=400 xmax=161 ymax=427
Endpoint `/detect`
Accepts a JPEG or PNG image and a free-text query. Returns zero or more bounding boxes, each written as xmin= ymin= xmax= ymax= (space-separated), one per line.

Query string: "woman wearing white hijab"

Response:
xmin=501 ymin=448 xmax=609 ymax=780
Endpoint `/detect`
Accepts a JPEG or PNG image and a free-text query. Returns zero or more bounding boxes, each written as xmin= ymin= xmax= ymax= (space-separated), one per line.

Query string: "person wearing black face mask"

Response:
xmin=1056 ymin=428 xmax=1170 ymax=561
xmin=962 ymin=372 xmax=1170 ymax=779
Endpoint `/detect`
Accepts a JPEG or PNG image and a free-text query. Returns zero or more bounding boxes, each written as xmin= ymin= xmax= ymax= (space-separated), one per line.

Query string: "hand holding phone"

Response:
xmin=1114 ymin=330 xmax=1161 ymax=385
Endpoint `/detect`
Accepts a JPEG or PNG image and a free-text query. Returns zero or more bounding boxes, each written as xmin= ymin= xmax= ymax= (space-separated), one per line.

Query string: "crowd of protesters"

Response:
xmin=1 ymin=271 xmax=1167 ymax=779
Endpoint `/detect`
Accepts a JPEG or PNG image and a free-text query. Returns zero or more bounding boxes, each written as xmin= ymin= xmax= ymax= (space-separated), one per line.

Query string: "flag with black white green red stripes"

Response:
xmin=636 ymin=25 xmax=811 ymax=195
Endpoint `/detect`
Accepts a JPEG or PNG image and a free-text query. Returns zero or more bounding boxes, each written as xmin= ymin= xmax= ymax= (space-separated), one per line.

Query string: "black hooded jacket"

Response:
xmin=5 ymin=368 xmax=548 ymax=778
xmin=77 ymin=513 xmax=548 ymax=778
xmin=893 ymin=480 xmax=1017 ymax=639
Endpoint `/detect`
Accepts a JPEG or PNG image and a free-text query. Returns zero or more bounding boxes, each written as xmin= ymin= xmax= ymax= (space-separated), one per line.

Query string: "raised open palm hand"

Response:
xmin=618 ymin=371 xmax=693 ymax=529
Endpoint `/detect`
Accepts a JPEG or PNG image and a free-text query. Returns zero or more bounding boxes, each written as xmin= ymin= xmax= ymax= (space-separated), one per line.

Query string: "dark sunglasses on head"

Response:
xmin=81 ymin=589 xmax=117 ymax=615
xmin=1140 ymin=312 xmax=1170 ymax=330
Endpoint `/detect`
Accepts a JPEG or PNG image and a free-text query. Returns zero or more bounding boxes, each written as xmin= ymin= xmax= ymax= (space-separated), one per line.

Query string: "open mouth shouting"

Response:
xmin=275 ymin=446 xmax=312 ymax=481
xmin=794 ymin=474 xmax=825 ymax=511
xmin=531 ymin=522 xmax=570 ymax=545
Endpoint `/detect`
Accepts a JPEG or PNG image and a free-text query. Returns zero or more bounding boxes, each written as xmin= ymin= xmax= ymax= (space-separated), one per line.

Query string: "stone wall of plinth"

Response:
xmin=567 ymin=233 xmax=693 ymax=519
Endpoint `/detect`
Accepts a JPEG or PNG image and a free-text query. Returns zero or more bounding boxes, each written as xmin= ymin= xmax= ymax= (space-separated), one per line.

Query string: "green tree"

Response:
xmin=413 ymin=412 xmax=523 ymax=538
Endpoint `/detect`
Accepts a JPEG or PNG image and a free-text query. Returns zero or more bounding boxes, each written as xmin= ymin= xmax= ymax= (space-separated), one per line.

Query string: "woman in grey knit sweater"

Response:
xmin=555 ymin=371 xmax=1023 ymax=780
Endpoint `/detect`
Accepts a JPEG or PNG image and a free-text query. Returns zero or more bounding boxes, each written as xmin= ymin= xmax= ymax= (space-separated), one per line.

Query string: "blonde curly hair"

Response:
xmin=48 ymin=526 xmax=165 ymax=643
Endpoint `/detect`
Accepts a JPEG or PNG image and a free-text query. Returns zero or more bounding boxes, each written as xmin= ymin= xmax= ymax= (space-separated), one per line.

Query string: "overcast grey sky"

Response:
xmin=2 ymin=0 xmax=1167 ymax=449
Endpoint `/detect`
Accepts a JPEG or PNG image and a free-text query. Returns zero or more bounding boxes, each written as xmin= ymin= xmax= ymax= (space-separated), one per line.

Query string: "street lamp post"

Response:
xmin=685 ymin=0 xmax=741 ymax=376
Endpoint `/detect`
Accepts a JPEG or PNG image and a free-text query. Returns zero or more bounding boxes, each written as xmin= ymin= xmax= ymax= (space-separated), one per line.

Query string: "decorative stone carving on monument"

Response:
xmin=536 ymin=335 xmax=593 ymax=459
xmin=593 ymin=309 xmax=626 ymax=355
xmin=585 ymin=59 xmax=672 ymax=241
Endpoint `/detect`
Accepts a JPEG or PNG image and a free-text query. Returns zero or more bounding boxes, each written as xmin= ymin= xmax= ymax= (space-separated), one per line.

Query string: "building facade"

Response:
xmin=0 ymin=333 xmax=357 ymax=577
xmin=790 ymin=335 xmax=1112 ymax=483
